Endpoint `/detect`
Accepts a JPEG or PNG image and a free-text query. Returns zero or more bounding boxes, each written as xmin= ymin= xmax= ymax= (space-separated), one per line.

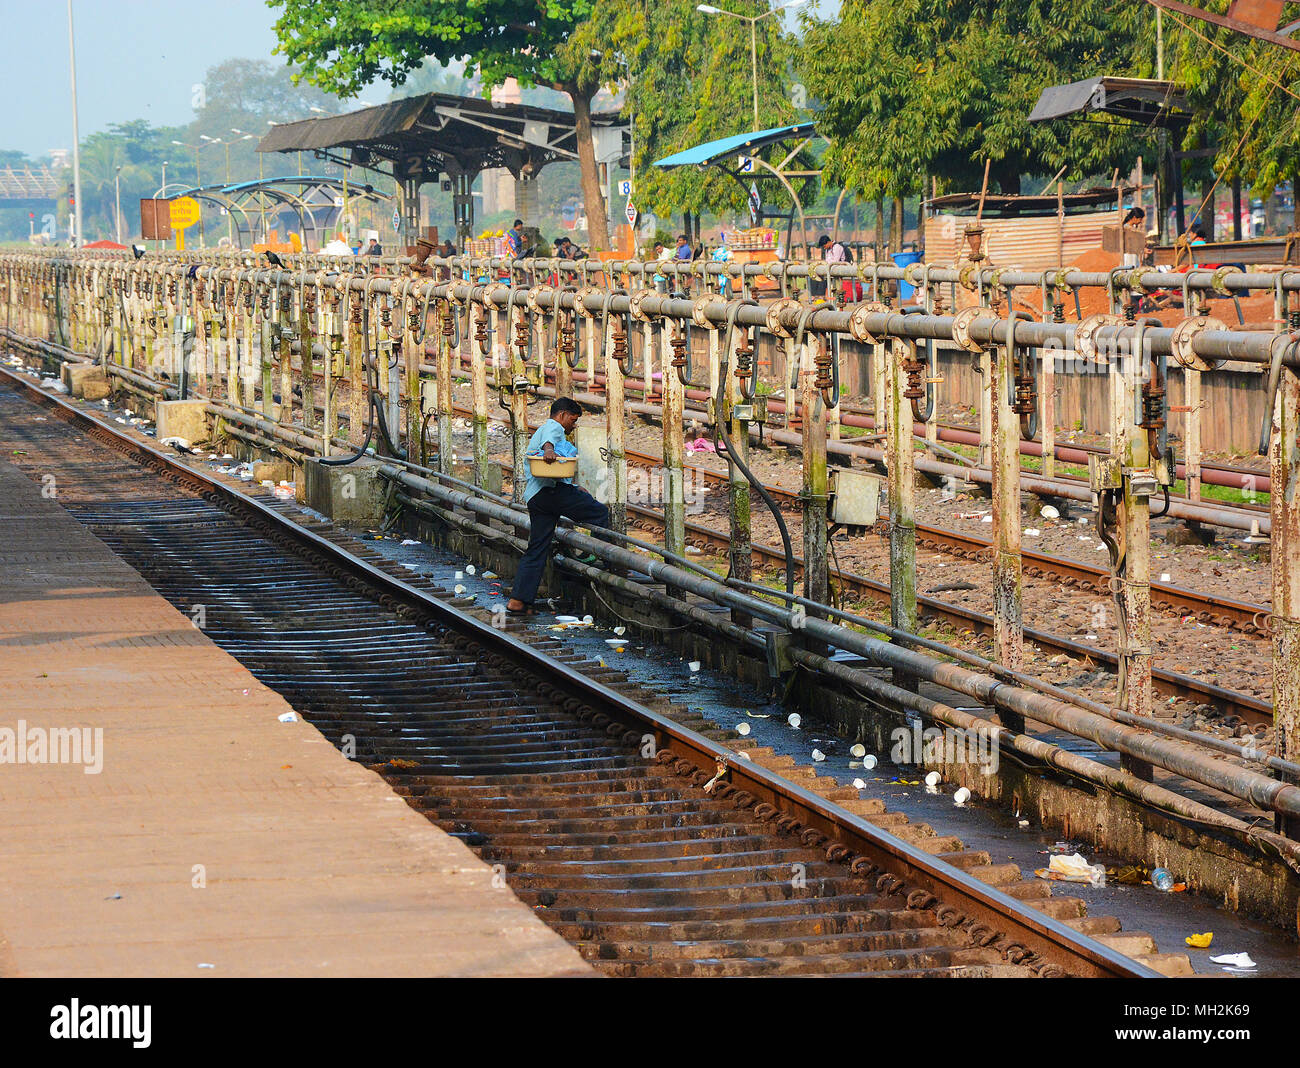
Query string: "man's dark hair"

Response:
xmin=1192 ymin=226 xmax=1207 ymax=239
xmin=550 ymin=397 xmax=583 ymax=418
xmin=677 ymin=234 xmax=687 ymax=241
xmin=816 ymin=234 xmax=831 ymax=247
xmin=513 ymin=218 xmax=523 ymax=228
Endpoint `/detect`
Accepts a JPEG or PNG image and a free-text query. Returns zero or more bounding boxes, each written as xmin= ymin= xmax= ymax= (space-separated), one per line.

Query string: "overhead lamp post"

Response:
xmin=114 ymin=165 xmax=122 ymax=243
xmin=696 ymin=0 xmax=808 ymax=131
xmin=231 ymin=129 xmax=264 ymax=243
xmin=173 ymin=139 xmax=218 ymax=246
xmin=67 ymin=0 xmax=83 ymax=246
xmin=203 ymin=137 xmax=231 ymax=243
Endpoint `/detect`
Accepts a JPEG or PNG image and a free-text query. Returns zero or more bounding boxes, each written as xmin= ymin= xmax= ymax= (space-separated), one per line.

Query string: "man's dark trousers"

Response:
xmin=511 ymin=483 xmax=610 ymax=605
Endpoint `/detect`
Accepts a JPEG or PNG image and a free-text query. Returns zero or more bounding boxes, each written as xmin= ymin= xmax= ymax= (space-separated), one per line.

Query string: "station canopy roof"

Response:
xmin=653 ymin=122 xmax=818 ymax=168
xmin=1028 ymin=76 xmax=1191 ymax=129
xmin=258 ymin=92 xmax=627 ymax=180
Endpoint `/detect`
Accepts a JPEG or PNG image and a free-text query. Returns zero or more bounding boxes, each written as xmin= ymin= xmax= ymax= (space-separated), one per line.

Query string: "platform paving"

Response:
xmin=0 ymin=460 xmax=590 ymax=977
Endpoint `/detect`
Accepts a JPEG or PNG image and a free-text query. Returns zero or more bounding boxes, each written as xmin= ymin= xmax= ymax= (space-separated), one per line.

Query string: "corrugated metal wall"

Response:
xmin=923 ymin=210 xmax=1117 ymax=271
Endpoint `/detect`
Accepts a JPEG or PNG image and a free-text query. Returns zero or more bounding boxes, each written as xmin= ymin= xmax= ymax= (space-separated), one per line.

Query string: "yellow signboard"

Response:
xmin=169 ymin=197 xmax=201 ymax=230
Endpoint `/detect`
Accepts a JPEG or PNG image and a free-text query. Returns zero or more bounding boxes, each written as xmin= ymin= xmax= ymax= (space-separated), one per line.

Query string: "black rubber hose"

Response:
xmin=320 ymin=305 xmax=378 ymax=467
xmin=319 ymin=361 xmax=375 ymax=466
xmin=713 ymin=340 xmax=796 ymax=595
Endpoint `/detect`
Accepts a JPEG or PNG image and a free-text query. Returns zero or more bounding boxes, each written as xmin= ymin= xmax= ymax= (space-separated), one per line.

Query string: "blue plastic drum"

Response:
xmin=891 ymin=250 xmax=922 ymax=301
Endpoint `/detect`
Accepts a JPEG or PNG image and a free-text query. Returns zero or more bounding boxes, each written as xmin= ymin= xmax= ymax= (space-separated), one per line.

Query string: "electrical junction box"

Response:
xmin=829 ymin=468 xmax=881 ymax=527
xmin=420 ymin=378 xmax=437 ymax=415
xmin=574 ymin=424 xmax=607 ymax=500
xmin=1088 ymin=454 xmax=1123 ymax=492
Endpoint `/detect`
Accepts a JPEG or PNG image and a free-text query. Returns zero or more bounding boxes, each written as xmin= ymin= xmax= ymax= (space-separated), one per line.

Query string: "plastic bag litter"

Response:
xmin=277 ymin=712 xmax=299 ymax=723
xmin=1210 ymin=952 xmax=1256 ymax=969
xmin=1034 ymin=852 xmax=1106 ymax=887
xmin=1185 ymin=932 xmax=1214 ymax=949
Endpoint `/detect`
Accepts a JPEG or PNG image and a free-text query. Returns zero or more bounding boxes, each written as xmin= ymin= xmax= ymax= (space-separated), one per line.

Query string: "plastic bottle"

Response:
xmin=1151 ymin=867 xmax=1175 ymax=891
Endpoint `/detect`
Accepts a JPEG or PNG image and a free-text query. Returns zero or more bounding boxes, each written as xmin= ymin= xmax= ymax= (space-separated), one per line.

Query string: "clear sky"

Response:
xmin=0 ymin=0 xmax=288 ymax=157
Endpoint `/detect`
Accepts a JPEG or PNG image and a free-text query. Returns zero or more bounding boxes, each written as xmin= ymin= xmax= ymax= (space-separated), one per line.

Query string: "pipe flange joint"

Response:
xmin=765 ymin=297 xmax=802 ymax=338
xmin=950 ymin=306 xmax=988 ymax=353
xmin=1170 ymin=315 xmax=1225 ymax=372
xmin=1211 ymin=265 xmax=1242 ymax=296
xmin=1073 ymin=312 xmax=1124 ymax=364
xmin=691 ymin=295 xmax=717 ymax=329
xmin=572 ymin=285 xmax=600 ymax=320
xmin=904 ymin=261 xmax=927 ymax=287
xmin=480 ymin=281 xmax=510 ymax=307
xmin=627 ymin=289 xmax=654 ymax=322
xmin=958 ymin=264 xmax=981 ymax=292
xmin=848 ymin=301 xmax=889 ymax=344
xmin=526 ymin=285 xmax=553 ymax=312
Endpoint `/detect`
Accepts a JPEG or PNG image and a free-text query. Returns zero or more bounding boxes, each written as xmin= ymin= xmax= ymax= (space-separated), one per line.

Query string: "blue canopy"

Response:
xmin=653 ymin=122 xmax=817 ymax=168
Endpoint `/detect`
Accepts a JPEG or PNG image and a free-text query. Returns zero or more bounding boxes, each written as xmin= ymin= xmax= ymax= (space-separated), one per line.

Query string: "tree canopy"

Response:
xmin=566 ymin=0 xmax=801 ymax=222
xmin=268 ymin=0 xmax=617 ymax=248
xmin=799 ymin=0 xmax=1153 ymax=198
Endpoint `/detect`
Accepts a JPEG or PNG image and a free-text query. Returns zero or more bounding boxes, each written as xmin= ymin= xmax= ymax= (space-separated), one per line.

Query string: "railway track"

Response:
xmin=0 ymin=367 xmax=1168 ymax=978
xmin=618 ymin=445 xmax=1271 ymax=633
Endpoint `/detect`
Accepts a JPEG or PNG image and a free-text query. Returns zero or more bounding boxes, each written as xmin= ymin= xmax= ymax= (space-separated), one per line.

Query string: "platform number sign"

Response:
xmin=625 ymin=201 xmax=638 ymax=227
xmin=618 ymin=179 xmax=633 ymax=197
xmin=737 ymin=155 xmax=754 ymax=173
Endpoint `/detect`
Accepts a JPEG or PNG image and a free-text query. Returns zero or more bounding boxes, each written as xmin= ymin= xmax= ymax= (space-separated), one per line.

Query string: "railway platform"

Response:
xmin=0 ymin=459 xmax=588 ymax=978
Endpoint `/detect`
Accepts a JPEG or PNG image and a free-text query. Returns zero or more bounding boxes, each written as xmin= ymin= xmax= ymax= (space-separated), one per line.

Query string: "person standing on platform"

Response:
xmin=506 ymin=398 xmax=610 ymax=614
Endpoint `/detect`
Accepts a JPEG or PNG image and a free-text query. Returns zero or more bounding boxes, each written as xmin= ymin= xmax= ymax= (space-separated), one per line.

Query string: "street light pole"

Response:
xmin=114 ymin=166 xmax=122 ymax=243
xmin=697 ymin=0 xmax=808 ymax=131
xmin=67 ymin=0 xmax=83 ymax=246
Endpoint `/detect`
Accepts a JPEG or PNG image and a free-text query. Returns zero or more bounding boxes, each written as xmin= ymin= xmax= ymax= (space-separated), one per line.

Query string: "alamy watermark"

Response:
xmin=890 ymin=721 xmax=999 ymax=774
xmin=0 ymin=721 xmax=103 ymax=774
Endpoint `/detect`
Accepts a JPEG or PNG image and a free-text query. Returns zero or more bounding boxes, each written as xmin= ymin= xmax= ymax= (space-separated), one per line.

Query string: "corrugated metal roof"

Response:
xmin=258 ymin=92 xmax=624 ymax=162
xmin=653 ymin=123 xmax=818 ymax=168
xmin=926 ymin=190 xmax=1120 ymax=217
xmin=1028 ymin=76 xmax=1189 ymax=127
xmin=261 ymin=97 xmax=430 ymax=153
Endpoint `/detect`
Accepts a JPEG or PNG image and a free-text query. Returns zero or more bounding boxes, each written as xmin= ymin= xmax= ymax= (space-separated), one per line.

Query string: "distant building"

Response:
xmin=47 ymin=149 xmax=70 ymax=170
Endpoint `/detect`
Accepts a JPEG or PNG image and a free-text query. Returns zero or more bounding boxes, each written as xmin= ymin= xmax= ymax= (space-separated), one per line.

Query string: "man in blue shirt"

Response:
xmin=506 ymin=218 xmax=525 ymax=259
xmin=507 ymin=397 xmax=610 ymax=613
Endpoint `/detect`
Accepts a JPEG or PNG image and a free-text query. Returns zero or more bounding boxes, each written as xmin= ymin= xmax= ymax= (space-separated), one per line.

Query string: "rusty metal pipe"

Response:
xmin=379 ymin=462 xmax=1300 ymax=822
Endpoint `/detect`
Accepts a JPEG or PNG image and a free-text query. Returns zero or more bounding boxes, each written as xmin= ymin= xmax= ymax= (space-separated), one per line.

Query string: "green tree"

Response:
xmin=566 ymin=0 xmax=801 ymax=227
xmin=268 ymin=0 xmax=617 ymax=249
xmin=800 ymin=0 xmax=1151 ymax=200
xmin=1166 ymin=3 xmax=1300 ymax=231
